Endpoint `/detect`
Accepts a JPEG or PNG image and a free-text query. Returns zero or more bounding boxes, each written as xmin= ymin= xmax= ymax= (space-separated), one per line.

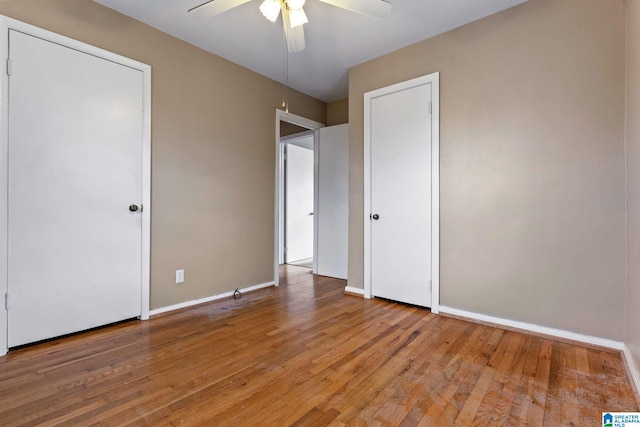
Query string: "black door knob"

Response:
xmin=372 ymin=214 xmax=380 ymax=220
xmin=129 ymin=204 xmax=139 ymax=212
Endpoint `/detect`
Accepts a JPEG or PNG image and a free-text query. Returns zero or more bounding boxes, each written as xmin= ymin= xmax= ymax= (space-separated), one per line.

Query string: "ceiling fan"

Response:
xmin=189 ymin=0 xmax=392 ymax=53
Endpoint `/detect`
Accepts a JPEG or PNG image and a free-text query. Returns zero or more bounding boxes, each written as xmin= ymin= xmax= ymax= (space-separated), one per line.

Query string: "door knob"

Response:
xmin=371 ymin=214 xmax=380 ymax=220
xmin=129 ymin=204 xmax=139 ymax=212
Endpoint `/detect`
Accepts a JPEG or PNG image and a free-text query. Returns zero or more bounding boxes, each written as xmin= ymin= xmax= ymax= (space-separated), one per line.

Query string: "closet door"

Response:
xmin=365 ymin=74 xmax=438 ymax=308
xmin=7 ymin=30 xmax=144 ymax=347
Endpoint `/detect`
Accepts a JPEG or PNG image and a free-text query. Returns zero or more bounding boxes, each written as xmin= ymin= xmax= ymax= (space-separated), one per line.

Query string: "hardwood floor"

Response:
xmin=0 ymin=265 xmax=637 ymax=426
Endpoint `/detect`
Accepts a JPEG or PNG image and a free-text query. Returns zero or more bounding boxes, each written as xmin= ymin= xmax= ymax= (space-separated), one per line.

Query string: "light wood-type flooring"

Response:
xmin=0 ymin=265 xmax=638 ymax=426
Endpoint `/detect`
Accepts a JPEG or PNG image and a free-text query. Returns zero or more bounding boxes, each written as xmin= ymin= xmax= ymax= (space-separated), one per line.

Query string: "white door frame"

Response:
xmin=363 ymin=72 xmax=440 ymax=313
xmin=0 ymin=16 xmax=152 ymax=355
xmin=274 ymin=110 xmax=324 ymax=285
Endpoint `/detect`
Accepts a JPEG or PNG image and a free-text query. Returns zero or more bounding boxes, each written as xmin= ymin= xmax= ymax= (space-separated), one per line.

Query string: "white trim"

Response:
xmin=363 ymin=72 xmax=440 ymax=312
xmin=140 ymin=40 xmax=152 ymax=322
xmin=0 ymin=15 xmax=152 ymax=354
xmin=440 ymin=305 xmax=624 ymax=350
xmin=149 ymin=281 xmax=275 ymax=316
xmin=430 ymin=74 xmax=440 ymax=314
xmin=313 ymin=130 xmax=320 ymax=274
xmin=274 ymin=109 xmax=324 ymax=286
xmin=623 ymin=344 xmax=640 ymax=397
xmin=344 ymin=286 xmax=365 ymax=296
xmin=0 ymin=19 xmax=8 ymax=357
xmin=363 ymin=93 xmax=372 ymax=299
xmin=279 ymin=142 xmax=285 ymax=264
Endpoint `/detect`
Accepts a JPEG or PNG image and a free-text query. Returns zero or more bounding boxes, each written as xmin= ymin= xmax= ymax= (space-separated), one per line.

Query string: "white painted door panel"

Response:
xmin=370 ymin=83 xmax=432 ymax=307
xmin=7 ymin=30 xmax=143 ymax=347
xmin=317 ymin=124 xmax=348 ymax=279
xmin=286 ymin=142 xmax=314 ymax=263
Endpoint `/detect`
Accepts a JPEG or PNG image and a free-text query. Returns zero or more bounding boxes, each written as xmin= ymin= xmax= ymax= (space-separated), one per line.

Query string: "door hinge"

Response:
xmin=283 ymin=247 xmax=287 ymax=254
xmin=6 ymin=58 xmax=11 ymax=76
xmin=4 ymin=293 xmax=9 ymax=310
xmin=429 ymin=101 xmax=432 ymax=115
xmin=140 ymin=204 xmax=143 ymax=213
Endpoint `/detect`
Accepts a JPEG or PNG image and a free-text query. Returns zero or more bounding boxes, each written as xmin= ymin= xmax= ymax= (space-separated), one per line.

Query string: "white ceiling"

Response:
xmin=94 ymin=0 xmax=527 ymax=102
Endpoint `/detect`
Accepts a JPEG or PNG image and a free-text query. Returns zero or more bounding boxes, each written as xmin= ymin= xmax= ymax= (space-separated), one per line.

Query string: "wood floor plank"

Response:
xmin=560 ymin=343 xmax=579 ymax=426
xmin=504 ymin=336 xmax=539 ymax=425
xmin=455 ymin=365 xmax=496 ymax=425
xmin=360 ymin=328 xmax=482 ymax=425
xmin=526 ymin=339 xmax=553 ymax=425
xmin=0 ymin=264 xmax=637 ymax=426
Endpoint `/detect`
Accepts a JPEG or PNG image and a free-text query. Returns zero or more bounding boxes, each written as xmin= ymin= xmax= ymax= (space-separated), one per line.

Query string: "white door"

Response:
xmin=7 ymin=30 xmax=144 ymax=347
xmin=317 ymin=124 xmax=348 ymax=279
xmin=285 ymin=140 xmax=314 ymax=263
xmin=366 ymin=76 xmax=437 ymax=308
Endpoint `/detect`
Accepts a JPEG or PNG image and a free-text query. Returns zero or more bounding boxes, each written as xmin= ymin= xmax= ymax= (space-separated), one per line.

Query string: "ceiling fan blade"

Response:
xmin=317 ymin=0 xmax=391 ymax=19
xmin=188 ymin=0 xmax=253 ymax=18
xmin=282 ymin=7 xmax=306 ymax=53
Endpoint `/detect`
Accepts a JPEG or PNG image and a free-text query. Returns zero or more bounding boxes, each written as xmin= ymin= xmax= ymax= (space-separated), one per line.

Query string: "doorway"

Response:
xmin=282 ymin=131 xmax=315 ymax=268
xmin=274 ymin=111 xmax=324 ymax=284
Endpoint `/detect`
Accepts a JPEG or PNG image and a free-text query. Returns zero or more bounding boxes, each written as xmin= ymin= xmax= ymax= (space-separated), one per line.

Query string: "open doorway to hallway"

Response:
xmin=275 ymin=111 xmax=324 ymax=284
xmin=274 ymin=110 xmax=349 ymax=286
xmin=280 ymin=127 xmax=315 ymax=270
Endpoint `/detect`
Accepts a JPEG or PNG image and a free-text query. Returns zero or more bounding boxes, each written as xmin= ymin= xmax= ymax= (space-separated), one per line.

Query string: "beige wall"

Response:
xmin=626 ymin=0 xmax=640 ymax=372
xmin=327 ymin=98 xmax=349 ymax=125
xmin=348 ymin=0 xmax=627 ymax=340
xmin=0 ymin=0 xmax=326 ymax=309
xmin=280 ymin=122 xmax=310 ymax=137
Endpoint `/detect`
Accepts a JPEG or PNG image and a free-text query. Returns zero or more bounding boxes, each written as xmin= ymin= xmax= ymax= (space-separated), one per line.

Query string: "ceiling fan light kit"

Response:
xmin=189 ymin=0 xmax=392 ymax=52
xmin=287 ymin=0 xmax=305 ymax=9
xmin=260 ymin=0 xmax=307 ymax=28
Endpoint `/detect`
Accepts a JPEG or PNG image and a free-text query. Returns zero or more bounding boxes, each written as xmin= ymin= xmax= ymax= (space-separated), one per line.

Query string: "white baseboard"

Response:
xmin=149 ymin=281 xmax=275 ymax=316
xmin=439 ymin=305 xmax=624 ymax=350
xmin=344 ymin=286 xmax=364 ymax=296
xmin=623 ymin=344 xmax=640 ymax=398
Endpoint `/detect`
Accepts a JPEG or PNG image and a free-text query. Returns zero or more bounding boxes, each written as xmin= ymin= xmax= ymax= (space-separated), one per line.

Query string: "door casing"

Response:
xmin=363 ymin=72 xmax=440 ymax=313
xmin=0 ymin=16 xmax=152 ymax=355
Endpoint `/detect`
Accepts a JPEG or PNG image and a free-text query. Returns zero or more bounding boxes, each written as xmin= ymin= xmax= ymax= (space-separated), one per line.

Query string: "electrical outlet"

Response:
xmin=176 ymin=269 xmax=184 ymax=284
